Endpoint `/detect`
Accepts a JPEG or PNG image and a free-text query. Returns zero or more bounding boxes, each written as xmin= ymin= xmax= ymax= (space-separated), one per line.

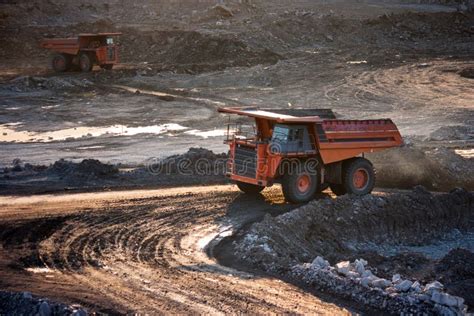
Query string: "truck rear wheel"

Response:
xmin=79 ymin=53 xmax=93 ymax=72
xmin=281 ymin=162 xmax=318 ymax=203
xmin=342 ymin=158 xmax=375 ymax=195
xmin=236 ymin=181 xmax=264 ymax=194
xmin=51 ymin=54 xmax=70 ymax=72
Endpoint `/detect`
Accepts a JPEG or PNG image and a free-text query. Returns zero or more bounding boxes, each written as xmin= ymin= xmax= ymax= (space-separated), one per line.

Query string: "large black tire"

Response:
xmin=342 ymin=158 xmax=375 ymax=195
xmin=100 ymin=64 xmax=113 ymax=70
xmin=79 ymin=53 xmax=93 ymax=72
xmin=51 ymin=54 xmax=70 ymax=72
xmin=236 ymin=181 xmax=265 ymax=194
xmin=281 ymin=161 xmax=318 ymax=203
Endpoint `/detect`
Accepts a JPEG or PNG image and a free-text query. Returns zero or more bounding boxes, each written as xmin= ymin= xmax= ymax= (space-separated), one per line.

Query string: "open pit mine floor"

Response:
xmin=0 ymin=185 xmax=355 ymax=315
xmin=1 ymin=184 xmax=472 ymax=315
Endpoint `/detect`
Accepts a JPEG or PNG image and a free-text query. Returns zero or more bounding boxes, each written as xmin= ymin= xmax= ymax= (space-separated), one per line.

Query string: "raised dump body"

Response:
xmin=40 ymin=33 xmax=121 ymax=72
xmin=218 ymin=107 xmax=403 ymax=203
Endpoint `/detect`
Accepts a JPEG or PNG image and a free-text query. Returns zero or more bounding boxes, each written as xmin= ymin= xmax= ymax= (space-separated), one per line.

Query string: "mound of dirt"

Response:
xmin=0 ymin=291 xmax=86 ymax=316
xmin=144 ymin=147 xmax=227 ymax=175
xmin=232 ymin=188 xmax=474 ymax=313
xmin=49 ymin=159 xmax=118 ymax=179
xmin=235 ymin=187 xmax=474 ymax=271
xmin=0 ymin=149 xmax=228 ymax=195
xmin=5 ymin=76 xmax=94 ymax=92
xmin=427 ymin=125 xmax=473 ymax=141
xmin=436 ymin=248 xmax=474 ymax=307
xmin=459 ymin=67 xmax=474 ymax=79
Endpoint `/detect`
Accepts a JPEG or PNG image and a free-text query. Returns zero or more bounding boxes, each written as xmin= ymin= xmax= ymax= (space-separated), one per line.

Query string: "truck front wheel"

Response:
xmin=79 ymin=53 xmax=93 ymax=72
xmin=342 ymin=158 xmax=375 ymax=195
xmin=236 ymin=181 xmax=264 ymax=194
xmin=51 ymin=54 xmax=70 ymax=72
xmin=281 ymin=163 xmax=318 ymax=203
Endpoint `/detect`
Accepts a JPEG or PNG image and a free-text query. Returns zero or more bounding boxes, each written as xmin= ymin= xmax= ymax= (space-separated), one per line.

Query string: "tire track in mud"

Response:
xmin=0 ymin=186 xmax=349 ymax=314
xmin=323 ymin=60 xmax=474 ymax=136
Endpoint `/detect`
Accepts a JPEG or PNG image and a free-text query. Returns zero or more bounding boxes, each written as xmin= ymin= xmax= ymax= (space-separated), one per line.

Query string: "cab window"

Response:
xmin=272 ymin=125 xmax=289 ymax=141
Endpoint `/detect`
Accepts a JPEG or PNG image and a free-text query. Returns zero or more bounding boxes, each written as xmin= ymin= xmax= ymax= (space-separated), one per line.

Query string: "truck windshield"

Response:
xmin=272 ymin=125 xmax=289 ymax=141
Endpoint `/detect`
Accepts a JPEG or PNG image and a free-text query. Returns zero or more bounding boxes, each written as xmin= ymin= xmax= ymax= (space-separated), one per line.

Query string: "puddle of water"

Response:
xmin=76 ymin=145 xmax=106 ymax=150
xmin=25 ymin=267 xmax=55 ymax=274
xmin=0 ymin=123 xmax=187 ymax=143
xmin=0 ymin=123 xmax=226 ymax=143
xmin=455 ymin=148 xmax=474 ymax=159
xmin=41 ymin=104 xmax=61 ymax=109
xmin=185 ymin=129 xmax=226 ymax=138
xmin=347 ymin=60 xmax=367 ymax=65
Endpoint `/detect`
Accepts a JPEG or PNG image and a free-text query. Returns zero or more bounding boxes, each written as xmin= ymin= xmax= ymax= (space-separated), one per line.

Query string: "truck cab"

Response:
xmin=270 ymin=124 xmax=313 ymax=154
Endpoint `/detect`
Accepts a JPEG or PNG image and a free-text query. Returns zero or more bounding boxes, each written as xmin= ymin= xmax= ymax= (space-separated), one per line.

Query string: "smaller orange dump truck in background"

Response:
xmin=219 ymin=107 xmax=403 ymax=203
xmin=40 ymin=33 xmax=122 ymax=72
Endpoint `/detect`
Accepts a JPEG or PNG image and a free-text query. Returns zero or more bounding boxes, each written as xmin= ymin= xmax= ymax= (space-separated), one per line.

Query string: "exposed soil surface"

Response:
xmin=0 ymin=186 xmax=354 ymax=314
xmin=1 ymin=0 xmax=473 ymax=314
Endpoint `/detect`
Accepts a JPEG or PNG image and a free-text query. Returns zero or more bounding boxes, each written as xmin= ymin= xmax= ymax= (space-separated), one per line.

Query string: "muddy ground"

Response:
xmin=0 ymin=0 xmax=474 ymax=314
xmin=0 ymin=186 xmax=354 ymax=314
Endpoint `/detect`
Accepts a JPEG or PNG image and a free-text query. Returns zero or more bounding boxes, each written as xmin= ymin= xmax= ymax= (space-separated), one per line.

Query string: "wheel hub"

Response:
xmin=353 ymin=168 xmax=369 ymax=189
xmin=55 ymin=58 xmax=64 ymax=68
xmin=297 ymin=174 xmax=311 ymax=193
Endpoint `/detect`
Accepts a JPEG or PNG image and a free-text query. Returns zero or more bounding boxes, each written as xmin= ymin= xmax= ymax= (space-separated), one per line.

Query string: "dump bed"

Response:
xmin=316 ymin=119 xmax=403 ymax=164
xmin=40 ymin=38 xmax=80 ymax=55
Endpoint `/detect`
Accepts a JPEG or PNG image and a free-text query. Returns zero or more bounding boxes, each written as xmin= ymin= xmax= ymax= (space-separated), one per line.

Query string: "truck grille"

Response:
xmin=107 ymin=47 xmax=115 ymax=61
xmin=233 ymin=145 xmax=257 ymax=178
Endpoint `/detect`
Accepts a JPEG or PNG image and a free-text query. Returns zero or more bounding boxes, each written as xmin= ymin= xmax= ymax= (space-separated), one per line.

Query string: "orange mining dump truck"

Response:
xmin=219 ymin=107 xmax=403 ymax=203
xmin=40 ymin=33 xmax=122 ymax=72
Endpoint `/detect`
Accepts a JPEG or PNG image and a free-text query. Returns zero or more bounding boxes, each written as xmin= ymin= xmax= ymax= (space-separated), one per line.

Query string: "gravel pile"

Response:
xmin=144 ymin=147 xmax=227 ymax=176
xmin=0 ymin=291 xmax=86 ymax=316
xmin=48 ymin=159 xmax=119 ymax=179
xmin=233 ymin=187 xmax=474 ymax=314
xmin=427 ymin=125 xmax=474 ymax=141
xmin=5 ymin=76 xmax=93 ymax=92
xmin=292 ymin=257 xmax=466 ymax=315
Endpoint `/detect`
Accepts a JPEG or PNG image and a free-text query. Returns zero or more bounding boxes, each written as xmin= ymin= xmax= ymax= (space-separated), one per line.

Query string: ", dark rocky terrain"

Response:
xmin=231 ymin=187 xmax=474 ymax=313
xmin=0 ymin=291 xmax=86 ymax=316
xmin=0 ymin=0 xmax=473 ymax=314
xmin=0 ymin=148 xmax=227 ymax=194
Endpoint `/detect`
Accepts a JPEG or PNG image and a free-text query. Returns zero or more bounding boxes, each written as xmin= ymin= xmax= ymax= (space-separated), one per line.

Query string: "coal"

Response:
xmin=0 ymin=291 xmax=86 ymax=316
xmin=49 ymin=159 xmax=118 ymax=179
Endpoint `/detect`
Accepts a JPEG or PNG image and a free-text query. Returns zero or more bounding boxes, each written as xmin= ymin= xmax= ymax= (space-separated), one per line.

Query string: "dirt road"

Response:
xmin=0 ymin=185 xmax=352 ymax=314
